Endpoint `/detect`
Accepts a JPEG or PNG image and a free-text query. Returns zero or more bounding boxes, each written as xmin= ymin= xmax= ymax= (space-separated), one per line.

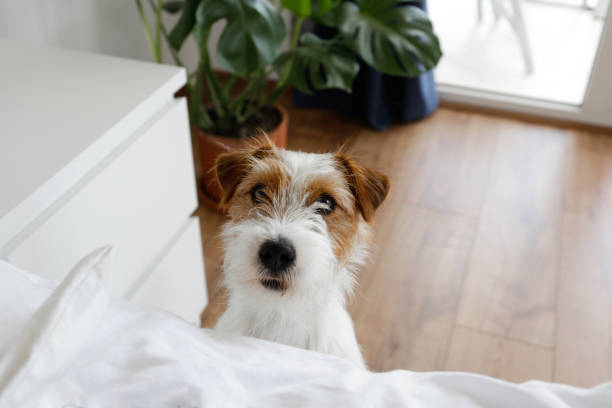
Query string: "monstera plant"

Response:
xmin=136 ymin=0 xmax=441 ymax=206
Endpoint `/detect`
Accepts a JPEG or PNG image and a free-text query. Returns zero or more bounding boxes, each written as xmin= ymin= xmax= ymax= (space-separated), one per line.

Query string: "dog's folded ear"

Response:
xmin=215 ymin=140 xmax=274 ymax=207
xmin=335 ymin=154 xmax=390 ymax=222
xmin=215 ymin=150 xmax=249 ymax=207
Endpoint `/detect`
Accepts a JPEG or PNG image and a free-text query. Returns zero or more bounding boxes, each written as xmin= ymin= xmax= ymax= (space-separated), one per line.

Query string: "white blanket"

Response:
xmin=0 ymin=247 xmax=610 ymax=408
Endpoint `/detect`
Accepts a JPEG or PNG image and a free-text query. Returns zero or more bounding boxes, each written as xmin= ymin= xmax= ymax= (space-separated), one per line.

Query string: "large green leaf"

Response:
xmin=280 ymin=0 xmax=334 ymax=18
xmin=281 ymin=0 xmax=311 ymax=17
xmin=313 ymin=2 xmax=341 ymax=27
xmin=162 ymin=1 xmax=184 ymax=14
xmin=312 ymin=0 xmax=335 ymax=17
xmin=193 ymin=0 xmax=286 ymax=76
xmin=275 ymin=33 xmax=359 ymax=94
xmin=338 ymin=0 xmax=441 ymax=77
xmin=192 ymin=0 xmax=226 ymax=48
xmin=167 ymin=0 xmax=201 ymax=51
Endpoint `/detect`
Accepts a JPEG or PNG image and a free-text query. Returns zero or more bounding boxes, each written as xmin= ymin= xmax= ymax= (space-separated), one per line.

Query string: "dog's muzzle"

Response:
xmin=258 ymin=238 xmax=295 ymax=291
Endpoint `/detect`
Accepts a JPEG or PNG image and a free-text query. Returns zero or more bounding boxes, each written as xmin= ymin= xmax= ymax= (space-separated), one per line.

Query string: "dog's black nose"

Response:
xmin=258 ymin=238 xmax=296 ymax=275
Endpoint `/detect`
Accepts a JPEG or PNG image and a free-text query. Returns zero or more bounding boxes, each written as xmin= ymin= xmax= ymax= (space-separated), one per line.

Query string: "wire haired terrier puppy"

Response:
xmin=213 ymin=139 xmax=389 ymax=367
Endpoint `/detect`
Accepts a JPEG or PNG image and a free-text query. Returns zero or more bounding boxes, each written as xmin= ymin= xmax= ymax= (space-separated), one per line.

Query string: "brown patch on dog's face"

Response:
xmin=304 ymin=176 xmax=361 ymax=260
xmin=215 ymin=146 xmax=389 ymax=265
xmin=224 ymin=152 xmax=290 ymax=222
xmin=215 ymin=142 xmax=275 ymax=211
xmin=334 ymin=154 xmax=390 ymax=222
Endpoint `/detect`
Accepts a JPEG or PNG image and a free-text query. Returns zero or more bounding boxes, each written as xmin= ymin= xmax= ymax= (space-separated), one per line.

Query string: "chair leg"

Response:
xmin=491 ymin=0 xmax=503 ymax=21
xmin=482 ymin=0 xmax=535 ymax=73
xmin=508 ymin=0 xmax=535 ymax=74
xmin=594 ymin=0 xmax=610 ymax=19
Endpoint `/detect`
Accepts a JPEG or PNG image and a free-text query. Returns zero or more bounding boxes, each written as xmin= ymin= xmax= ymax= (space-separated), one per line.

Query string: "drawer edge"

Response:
xmin=1 ymin=98 xmax=189 ymax=257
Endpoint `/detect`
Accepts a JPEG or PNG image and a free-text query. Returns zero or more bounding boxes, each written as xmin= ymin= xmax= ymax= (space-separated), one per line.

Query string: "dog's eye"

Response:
xmin=316 ymin=194 xmax=336 ymax=215
xmin=251 ymin=184 xmax=268 ymax=204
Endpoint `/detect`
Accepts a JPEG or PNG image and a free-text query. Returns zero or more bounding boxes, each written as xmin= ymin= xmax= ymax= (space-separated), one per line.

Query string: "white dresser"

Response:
xmin=0 ymin=39 xmax=207 ymax=324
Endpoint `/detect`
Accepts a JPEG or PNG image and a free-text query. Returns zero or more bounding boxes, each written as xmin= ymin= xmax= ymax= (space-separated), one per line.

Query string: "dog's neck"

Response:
xmin=218 ymin=269 xmax=364 ymax=366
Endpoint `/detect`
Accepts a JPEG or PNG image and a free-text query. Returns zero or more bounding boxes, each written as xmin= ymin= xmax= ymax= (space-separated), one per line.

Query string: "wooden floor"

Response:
xmin=195 ymin=104 xmax=612 ymax=388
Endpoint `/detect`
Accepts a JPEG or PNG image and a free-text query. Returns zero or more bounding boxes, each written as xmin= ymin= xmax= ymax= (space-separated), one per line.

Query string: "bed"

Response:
xmin=0 ymin=247 xmax=610 ymax=407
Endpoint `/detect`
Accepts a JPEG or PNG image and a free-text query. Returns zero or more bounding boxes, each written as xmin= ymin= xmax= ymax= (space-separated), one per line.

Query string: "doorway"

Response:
xmin=429 ymin=0 xmax=612 ymax=127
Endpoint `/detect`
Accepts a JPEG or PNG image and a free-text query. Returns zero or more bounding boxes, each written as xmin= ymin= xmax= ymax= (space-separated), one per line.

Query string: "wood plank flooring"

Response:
xmin=195 ymin=104 xmax=612 ymax=387
xmin=555 ymin=132 xmax=612 ymax=387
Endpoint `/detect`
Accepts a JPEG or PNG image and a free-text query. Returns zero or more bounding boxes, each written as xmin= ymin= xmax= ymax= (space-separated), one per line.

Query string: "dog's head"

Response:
xmin=215 ymin=139 xmax=389 ymax=302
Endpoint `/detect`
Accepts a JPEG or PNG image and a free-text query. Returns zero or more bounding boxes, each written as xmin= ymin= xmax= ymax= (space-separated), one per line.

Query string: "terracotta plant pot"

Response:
xmin=192 ymin=104 xmax=288 ymax=212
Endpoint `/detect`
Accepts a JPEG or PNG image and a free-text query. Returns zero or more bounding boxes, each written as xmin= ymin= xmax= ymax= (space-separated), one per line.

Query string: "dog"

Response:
xmin=213 ymin=139 xmax=389 ymax=367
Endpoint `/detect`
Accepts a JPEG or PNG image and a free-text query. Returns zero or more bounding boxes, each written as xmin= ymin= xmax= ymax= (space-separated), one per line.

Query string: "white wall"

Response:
xmin=0 ymin=0 xmax=154 ymax=61
xmin=0 ymin=0 xmax=289 ymax=75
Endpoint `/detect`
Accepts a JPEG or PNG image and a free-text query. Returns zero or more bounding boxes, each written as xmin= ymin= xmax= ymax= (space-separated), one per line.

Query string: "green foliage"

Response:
xmin=135 ymin=0 xmax=442 ymax=136
xmin=281 ymin=0 xmax=335 ymax=18
xmin=312 ymin=0 xmax=335 ymax=17
xmin=281 ymin=0 xmax=311 ymax=17
xmin=161 ymin=1 xmax=184 ymax=14
xmin=274 ymin=33 xmax=358 ymax=94
xmin=167 ymin=0 xmax=199 ymax=50
xmin=193 ymin=0 xmax=286 ymax=76
xmin=338 ymin=0 xmax=441 ymax=76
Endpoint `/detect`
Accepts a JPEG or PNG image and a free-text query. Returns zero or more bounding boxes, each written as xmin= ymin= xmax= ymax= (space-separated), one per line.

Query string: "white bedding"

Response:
xmin=0 ymin=247 xmax=610 ymax=408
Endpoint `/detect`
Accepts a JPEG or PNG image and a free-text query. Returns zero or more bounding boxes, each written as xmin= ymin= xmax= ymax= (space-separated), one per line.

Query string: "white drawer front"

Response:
xmin=131 ymin=217 xmax=207 ymax=325
xmin=8 ymin=99 xmax=198 ymax=297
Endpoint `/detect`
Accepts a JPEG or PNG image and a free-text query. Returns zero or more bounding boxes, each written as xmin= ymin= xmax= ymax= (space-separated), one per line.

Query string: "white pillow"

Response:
xmin=0 ymin=246 xmax=114 ymax=404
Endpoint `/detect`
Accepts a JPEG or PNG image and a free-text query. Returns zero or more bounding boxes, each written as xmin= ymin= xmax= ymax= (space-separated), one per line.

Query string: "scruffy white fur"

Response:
xmin=215 ymin=147 xmax=386 ymax=367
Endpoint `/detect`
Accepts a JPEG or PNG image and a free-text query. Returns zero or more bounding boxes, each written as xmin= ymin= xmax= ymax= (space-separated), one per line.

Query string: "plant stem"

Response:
xmin=161 ymin=23 xmax=184 ymax=67
xmin=190 ymin=55 xmax=214 ymax=130
xmin=256 ymin=71 xmax=268 ymax=108
xmin=135 ymin=0 xmax=158 ymax=62
xmin=239 ymin=99 xmax=258 ymax=124
xmin=220 ymin=74 xmax=238 ymax=104
xmin=237 ymin=84 xmax=260 ymax=123
xmin=198 ymin=29 xmax=224 ymax=118
xmin=290 ymin=16 xmax=305 ymax=52
xmin=264 ymin=16 xmax=305 ymax=106
xmin=241 ymin=70 xmax=266 ymax=122
xmin=228 ymin=77 xmax=257 ymax=117
xmin=154 ymin=0 xmax=162 ymax=62
xmin=146 ymin=0 xmax=184 ymax=67
xmin=204 ymin=65 xmax=224 ymax=117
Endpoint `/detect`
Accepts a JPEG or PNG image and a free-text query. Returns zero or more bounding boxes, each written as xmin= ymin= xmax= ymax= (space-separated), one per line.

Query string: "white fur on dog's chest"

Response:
xmin=216 ymin=297 xmax=365 ymax=367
